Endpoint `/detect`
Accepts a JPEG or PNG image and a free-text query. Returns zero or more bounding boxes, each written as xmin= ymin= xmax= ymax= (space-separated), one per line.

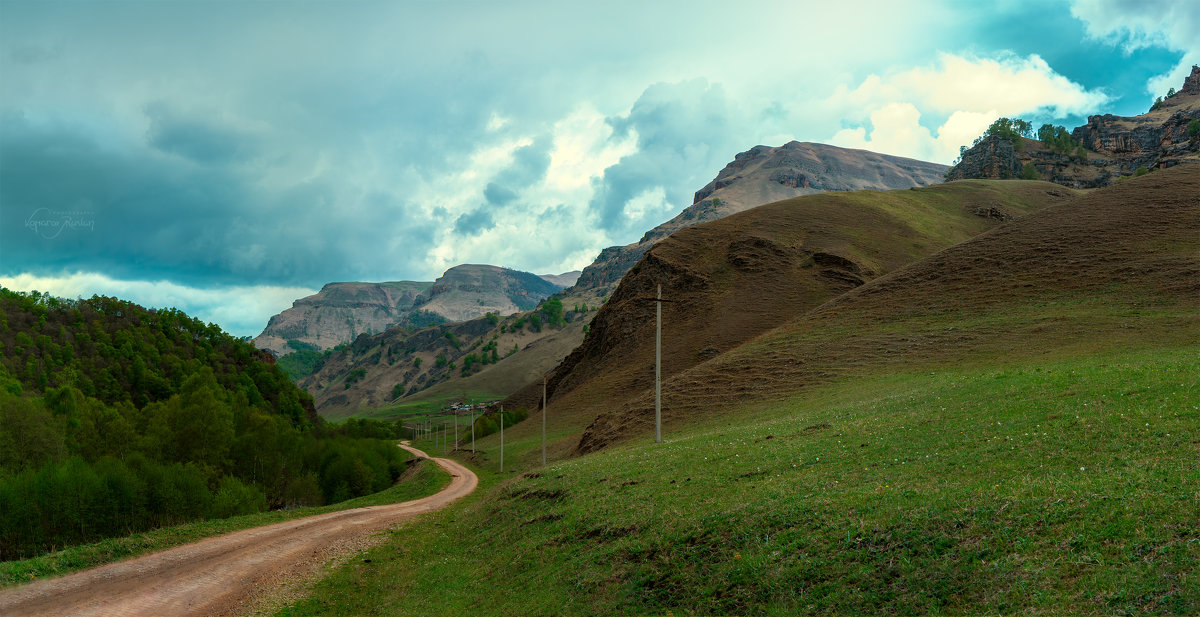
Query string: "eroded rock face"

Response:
xmin=1183 ymin=65 xmax=1200 ymax=95
xmin=946 ymin=135 xmax=1023 ymax=181
xmin=948 ymin=67 xmax=1200 ymax=188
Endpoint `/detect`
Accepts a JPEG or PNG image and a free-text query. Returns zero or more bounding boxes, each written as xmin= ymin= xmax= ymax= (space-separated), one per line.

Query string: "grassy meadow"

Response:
xmin=275 ymin=343 xmax=1199 ymax=616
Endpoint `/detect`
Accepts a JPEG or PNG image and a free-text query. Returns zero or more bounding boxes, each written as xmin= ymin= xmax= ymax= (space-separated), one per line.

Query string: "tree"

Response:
xmin=1021 ymin=163 xmax=1040 ymax=180
xmin=1189 ymin=119 xmax=1200 ymax=138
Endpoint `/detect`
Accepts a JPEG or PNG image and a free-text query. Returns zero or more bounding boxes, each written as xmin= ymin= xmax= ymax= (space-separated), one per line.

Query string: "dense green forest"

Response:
xmin=0 ymin=288 xmax=406 ymax=560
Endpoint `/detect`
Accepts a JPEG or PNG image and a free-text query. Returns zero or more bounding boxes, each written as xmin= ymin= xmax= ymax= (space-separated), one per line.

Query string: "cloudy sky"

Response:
xmin=1 ymin=0 xmax=1195 ymax=336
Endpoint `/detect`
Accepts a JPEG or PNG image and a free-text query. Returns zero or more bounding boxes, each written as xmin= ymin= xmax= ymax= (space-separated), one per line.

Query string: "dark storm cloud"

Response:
xmin=483 ymin=137 xmax=552 ymax=205
xmin=483 ymin=183 xmax=517 ymax=206
xmin=453 ymin=208 xmax=496 ymax=236
xmin=0 ymin=113 xmax=437 ymax=288
xmin=145 ymin=102 xmax=257 ymax=165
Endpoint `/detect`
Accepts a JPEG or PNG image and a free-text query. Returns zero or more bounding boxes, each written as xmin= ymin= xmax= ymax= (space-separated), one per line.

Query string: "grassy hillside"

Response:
xmin=274 ymin=166 xmax=1198 ymax=615
xmin=580 ymin=165 xmax=1197 ymax=450
xmin=279 ymin=345 xmax=1199 ymax=616
xmin=502 ymin=179 xmax=1078 ymax=453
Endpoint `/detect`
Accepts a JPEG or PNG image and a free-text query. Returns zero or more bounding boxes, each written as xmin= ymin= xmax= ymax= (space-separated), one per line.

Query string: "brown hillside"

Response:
xmin=500 ymin=180 xmax=1079 ymax=442
xmin=578 ymin=164 xmax=1200 ymax=451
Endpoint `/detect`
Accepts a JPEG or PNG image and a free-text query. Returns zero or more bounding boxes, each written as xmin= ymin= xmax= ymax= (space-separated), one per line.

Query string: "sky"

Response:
xmin=1 ymin=0 xmax=1195 ymax=337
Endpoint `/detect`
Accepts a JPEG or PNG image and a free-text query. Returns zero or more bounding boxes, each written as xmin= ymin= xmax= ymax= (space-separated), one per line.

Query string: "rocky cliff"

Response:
xmin=252 ymin=281 xmax=432 ymax=356
xmin=571 ymin=141 xmax=948 ymax=294
xmin=948 ymin=66 xmax=1200 ymax=188
xmin=253 ymin=265 xmax=571 ymax=356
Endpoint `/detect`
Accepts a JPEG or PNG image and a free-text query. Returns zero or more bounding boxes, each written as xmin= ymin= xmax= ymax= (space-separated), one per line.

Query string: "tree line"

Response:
xmin=0 ymin=288 xmax=407 ymax=560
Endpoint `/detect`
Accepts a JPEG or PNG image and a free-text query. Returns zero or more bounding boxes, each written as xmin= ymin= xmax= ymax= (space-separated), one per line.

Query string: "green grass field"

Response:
xmin=0 ymin=453 xmax=450 ymax=588
xmin=275 ymin=344 xmax=1199 ymax=616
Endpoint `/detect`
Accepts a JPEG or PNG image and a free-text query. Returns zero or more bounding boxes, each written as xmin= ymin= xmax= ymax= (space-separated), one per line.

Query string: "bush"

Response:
xmin=1189 ymin=119 xmax=1199 ymax=138
xmin=1020 ymin=163 xmax=1039 ymax=180
xmin=210 ymin=476 xmax=267 ymax=518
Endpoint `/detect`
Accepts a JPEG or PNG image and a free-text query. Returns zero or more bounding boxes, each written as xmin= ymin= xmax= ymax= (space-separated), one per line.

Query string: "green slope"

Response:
xmin=274 ymin=167 xmax=1199 ymax=615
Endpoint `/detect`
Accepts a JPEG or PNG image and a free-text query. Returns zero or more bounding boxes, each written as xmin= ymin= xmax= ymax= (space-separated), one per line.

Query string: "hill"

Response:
xmin=299 ymin=295 xmax=597 ymax=417
xmin=295 ymin=143 xmax=948 ymax=416
xmin=274 ymin=165 xmax=1199 ymax=617
xmin=253 ymin=265 xmax=570 ymax=357
xmin=572 ymin=141 xmax=948 ymax=293
xmin=500 ymin=179 xmax=1078 ymax=444
xmin=948 ymin=65 xmax=1200 ymax=188
xmin=578 ymin=164 xmax=1200 ymax=451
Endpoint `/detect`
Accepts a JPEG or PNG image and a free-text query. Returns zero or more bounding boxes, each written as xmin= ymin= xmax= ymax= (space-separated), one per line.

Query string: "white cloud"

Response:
xmin=828 ymin=53 xmax=1108 ymax=163
xmin=423 ymin=104 xmax=638 ymax=276
xmin=1070 ymin=0 xmax=1200 ymax=95
xmin=0 ymin=272 xmax=316 ymax=338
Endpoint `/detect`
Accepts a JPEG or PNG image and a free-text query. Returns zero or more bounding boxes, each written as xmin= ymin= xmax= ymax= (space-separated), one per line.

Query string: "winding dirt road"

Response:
xmin=0 ymin=444 xmax=476 ymax=617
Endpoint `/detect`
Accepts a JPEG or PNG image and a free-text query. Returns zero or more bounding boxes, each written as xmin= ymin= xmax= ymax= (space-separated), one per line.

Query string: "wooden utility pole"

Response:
xmin=500 ymin=406 xmax=504 ymax=473
xmin=656 ymin=283 xmax=662 ymax=444
xmin=542 ymin=376 xmax=547 ymax=467
xmin=454 ymin=412 xmax=458 ymax=452
xmin=471 ymin=410 xmax=475 ymax=453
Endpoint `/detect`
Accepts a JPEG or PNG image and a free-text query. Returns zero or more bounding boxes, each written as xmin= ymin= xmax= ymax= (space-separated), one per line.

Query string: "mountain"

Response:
xmin=297 ymin=143 xmax=948 ymax=414
xmin=253 ymin=281 xmax=432 ymax=356
xmin=573 ymin=165 xmax=1199 ymax=451
xmin=253 ymin=265 xmax=569 ymax=356
xmin=948 ymin=65 xmax=1200 ymax=187
xmin=500 ymin=179 xmax=1077 ymax=441
xmin=416 ymin=264 xmax=563 ymax=322
xmin=538 ymin=271 xmax=581 ymax=288
xmin=571 ymin=141 xmax=949 ymax=293
xmin=299 ymin=297 xmax=595 ymax=416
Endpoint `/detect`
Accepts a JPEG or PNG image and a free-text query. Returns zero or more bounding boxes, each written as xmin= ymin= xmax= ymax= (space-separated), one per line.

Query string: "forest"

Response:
xmin=0 ymin=288 xmax=406 ymax=560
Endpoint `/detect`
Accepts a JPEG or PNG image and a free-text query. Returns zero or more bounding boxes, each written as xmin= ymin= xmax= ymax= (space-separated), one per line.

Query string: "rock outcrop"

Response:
xmin=252 ymin=281 xmax=432 ymax=356
xmin=253 ymin=265 xmax=571 ymax=356
xmin=571 ymin=141 xmax=948 ymax=294
xmin=948 ymin=66 xmax=1200 ymax=188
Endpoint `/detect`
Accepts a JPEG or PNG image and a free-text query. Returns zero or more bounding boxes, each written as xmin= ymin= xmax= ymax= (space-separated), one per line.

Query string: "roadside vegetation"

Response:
xmin=0 ymin=454 xmax=448 ymax=587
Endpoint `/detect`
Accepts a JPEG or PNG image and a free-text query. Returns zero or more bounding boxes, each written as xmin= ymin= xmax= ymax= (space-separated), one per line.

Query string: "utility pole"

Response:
xmin=454 ymin=411 xmax=458 ymax=452
xmin=500 ymin=405 xmax=504 ymax=473
xmin=656 ymin=283 xmax=662 ymax=444
xmin=471 ymin=410 xmax=475 ymax=453
xmin=542 ymin=376 xmax=547 ymax=467
xmin=443 ymin=422 xmax=448 ymax=455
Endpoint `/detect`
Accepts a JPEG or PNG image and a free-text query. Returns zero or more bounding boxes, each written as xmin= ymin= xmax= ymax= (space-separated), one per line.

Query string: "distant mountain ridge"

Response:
xmin=571 ymin=141 xmax=949 ymax=292
xmin=253 ymin=264 xmax=570 ymax=356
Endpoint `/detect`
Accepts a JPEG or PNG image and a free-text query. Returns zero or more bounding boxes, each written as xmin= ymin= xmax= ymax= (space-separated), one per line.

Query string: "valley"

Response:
xmin=3 ymin=49 xmax=1197 ymax=617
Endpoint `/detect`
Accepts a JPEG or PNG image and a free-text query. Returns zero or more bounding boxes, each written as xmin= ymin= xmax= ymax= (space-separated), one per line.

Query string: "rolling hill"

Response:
xmin=276 ymin=164 xmax=1200 ymax=617
xmin=501 ymin=179 xmax=1079 ymax=448
xmin=577 ymin=164 xmax=1200 ymax=451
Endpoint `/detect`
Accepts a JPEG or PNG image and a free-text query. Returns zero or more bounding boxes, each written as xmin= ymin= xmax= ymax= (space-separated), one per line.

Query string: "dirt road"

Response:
xmin=0 ymin=444 xmax=476 ymax=617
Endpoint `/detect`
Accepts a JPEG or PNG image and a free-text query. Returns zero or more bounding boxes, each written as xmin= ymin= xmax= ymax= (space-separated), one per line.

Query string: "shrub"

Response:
xmin=1020 ymin=163 xmax=1039 ymax=180
xmin=1189 ymin=119 xmax=1199 ymax=138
